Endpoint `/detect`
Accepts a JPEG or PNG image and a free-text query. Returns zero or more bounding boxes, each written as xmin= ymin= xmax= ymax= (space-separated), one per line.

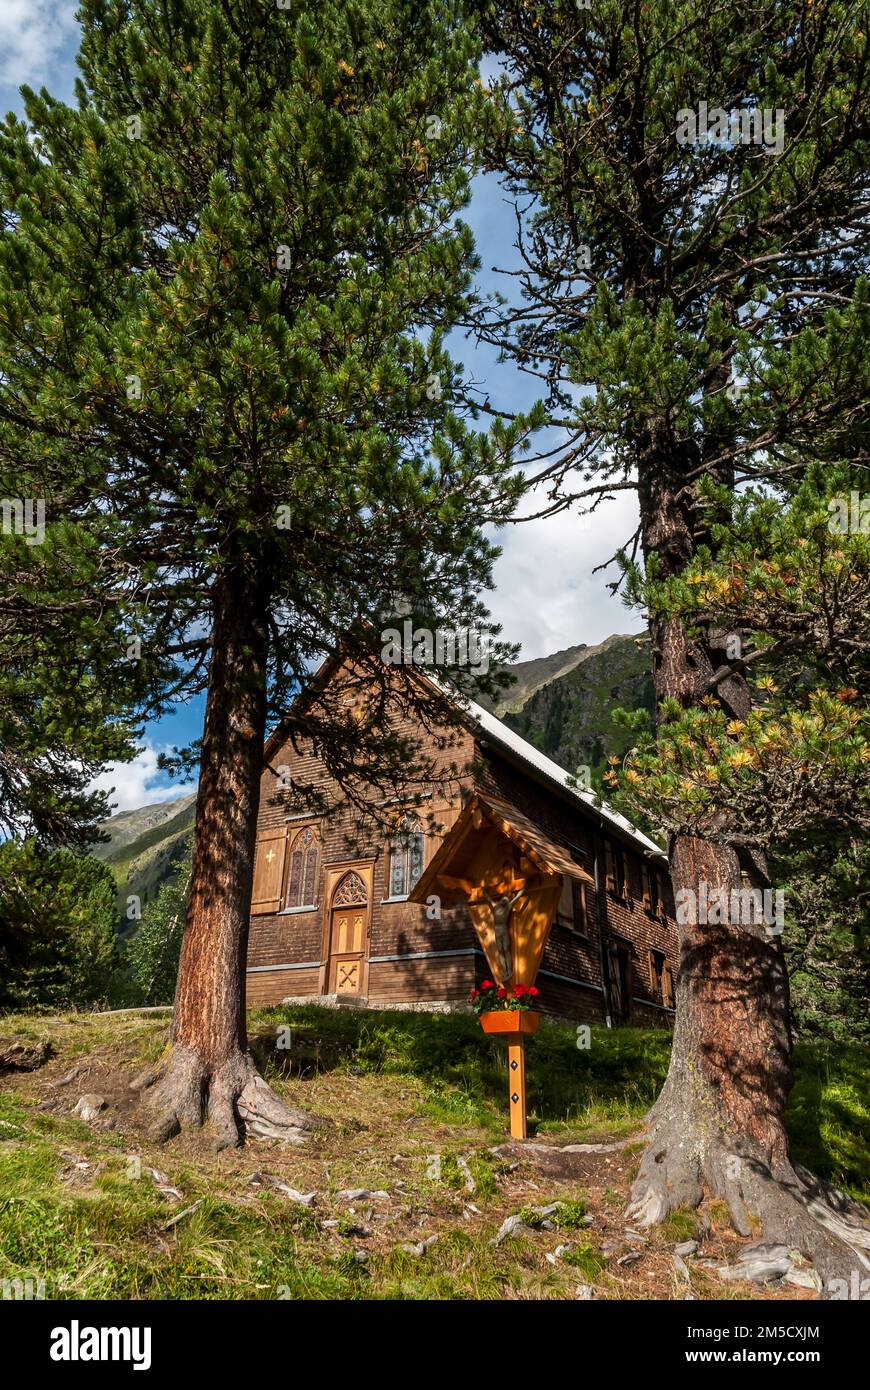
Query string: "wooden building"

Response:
xmin=247 ymin=659 xmax=677 ymax=1025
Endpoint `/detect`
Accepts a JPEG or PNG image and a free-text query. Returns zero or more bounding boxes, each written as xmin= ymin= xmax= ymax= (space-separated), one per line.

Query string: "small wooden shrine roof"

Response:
xmin=409 ymin=790 xmax=594 ymax=908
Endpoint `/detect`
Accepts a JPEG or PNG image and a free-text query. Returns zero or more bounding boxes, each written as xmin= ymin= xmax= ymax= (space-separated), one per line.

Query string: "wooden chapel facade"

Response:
xmin=246 ymin=658 xmax=678 ymax=1025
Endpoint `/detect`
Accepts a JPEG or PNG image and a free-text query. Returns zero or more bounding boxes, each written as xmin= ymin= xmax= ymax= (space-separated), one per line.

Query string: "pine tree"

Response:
xmin=0 ymin=518 xmax=148 ymax=844
xmin=0 ymin=840 xmax=119 ymax=1010
xmin=475 ymin=2 xmax=870 ymax=1276
xmin=125 ymin=858 xmax=191 ymax=1007
xmin=0 ymin=0 xmax=524 ymax=1145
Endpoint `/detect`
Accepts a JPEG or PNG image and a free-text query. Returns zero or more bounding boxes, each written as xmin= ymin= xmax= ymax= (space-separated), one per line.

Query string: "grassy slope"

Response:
xmin=0 ymin=1006 xmax=866 ymax=1301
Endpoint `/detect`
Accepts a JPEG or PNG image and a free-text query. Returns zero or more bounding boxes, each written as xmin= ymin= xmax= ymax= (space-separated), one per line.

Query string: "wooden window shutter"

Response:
xmin=251 ymin=828 xmax=287 ymax=915
xmin=663 ymin=965 xmax=676 ymax=1010
xmin=642 ymin=867 xmax=652 ymax=911
xmin=578 ymin=880 xmax=588 ymax=934
xmin=604 ymin=841 xmax=616 ymax=892
xmin=557 ymin=874 xmax=575 ymax=925
xmin=648 ymin=949 xmax=657 ymax=993
xmin=621 ymin=852 xmax=631 ymax=902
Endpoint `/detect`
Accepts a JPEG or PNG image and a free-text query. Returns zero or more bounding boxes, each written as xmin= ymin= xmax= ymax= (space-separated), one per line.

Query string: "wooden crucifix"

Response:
xmin=441 ymin=867 xmax=537 ymax=1139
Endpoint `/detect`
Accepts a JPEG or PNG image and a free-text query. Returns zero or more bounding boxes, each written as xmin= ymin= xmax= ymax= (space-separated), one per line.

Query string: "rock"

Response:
xmin=275 ymin=1184 xmax=317 ymax=1206
xmin=673 ymin=1253 xmax=691 ymax=1282
xmin=0 ymin=1038 xmax=53 ymax=1072
xmin=128 ymin=1066 xmax=159 ymax=1092
xmin=248 ymin=1171 xmax=317 ymax=1205
xmin=455 ymin=1156 xmax=476 ymax=1194
xmin=335 ymin=1188 xmax=389 ymax=1202
xmin=73 ymin=1094 xmax=107 ymax=1124
xmin=675 ymin=1240 xmax=698 ymax=1257
xmin=147 ymin=1168 xmax=183 ymax=1202
xmin=784 ymin=1267 xmax=822 ymax=1291
xmin=52 ymin=1065 xmax=83 ymax=1088
xmin=617 ymin=1250 xmax=644 ymax=1267
xmin=399 ymin=1235 xmax=438 ymax=1258
xmin=494 ymin=1213 xmax=528 ymax=1245
xmin=555 ymin=1243 xmax=574 ymax=1259
xmin=718 ymin=1243 xmax=794 ymax=1283
xmin=623 ymin=1230 xmax=648 ymax=1245
xmin=353 ymin=1249 xmax=370 ymax=1264
xmin=528 ymin=1202 xmax=562 ymax=1220
xmin=575 ymin=1284 xmax=594 ymax=1300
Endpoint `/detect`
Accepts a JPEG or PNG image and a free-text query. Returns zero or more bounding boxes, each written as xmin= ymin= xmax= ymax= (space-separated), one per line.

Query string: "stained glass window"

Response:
xmin=389 ymin=814 xmax=424 ymax=898
xmin=286 ymin=826 xmax=319 ymax=909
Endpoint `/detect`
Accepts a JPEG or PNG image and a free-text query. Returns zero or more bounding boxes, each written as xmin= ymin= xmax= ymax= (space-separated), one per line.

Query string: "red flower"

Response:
xmin=497 ymin=987 xmax=506 ymax=998
xmin=530 ymin=986 xmax=539 ymax=997
xmin=513 ymin=984 xmax=524 ymax=997
xmin=469 ymin=989 xmax=479 ymax=1000
xmin=481 ymin=980 xmax=494 ymax=990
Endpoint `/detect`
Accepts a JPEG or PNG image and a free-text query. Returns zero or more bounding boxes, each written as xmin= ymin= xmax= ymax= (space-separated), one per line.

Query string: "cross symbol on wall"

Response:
xmin=265 ymin=849 xmax=276 ymax=863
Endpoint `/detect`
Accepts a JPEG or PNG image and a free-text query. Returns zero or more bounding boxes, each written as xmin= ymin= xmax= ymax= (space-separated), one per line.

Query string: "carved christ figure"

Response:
xmin=441 ymin=871 xmax=527 ymax=984
xmin=480 ymin=883 xmax=526 ymax=982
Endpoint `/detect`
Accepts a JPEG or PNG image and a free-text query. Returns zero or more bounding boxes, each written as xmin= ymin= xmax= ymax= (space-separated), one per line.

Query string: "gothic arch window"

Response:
xmin=333 ymin=870 xmax=368 ymax=907
xmin=388 ymin=814 xmax=424 ymax=899
xmin=285 ymin=826 xmax=320 ymax=910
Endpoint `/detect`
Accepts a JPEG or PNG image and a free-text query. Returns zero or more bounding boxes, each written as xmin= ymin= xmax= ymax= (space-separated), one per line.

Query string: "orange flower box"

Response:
xmin=479 ymin=1009 xmax=540 ymax=1036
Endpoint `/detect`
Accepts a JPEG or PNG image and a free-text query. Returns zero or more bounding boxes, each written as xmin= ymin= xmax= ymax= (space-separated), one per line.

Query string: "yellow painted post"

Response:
xmin=508 ymin=1036 xmax=527 ymax=1139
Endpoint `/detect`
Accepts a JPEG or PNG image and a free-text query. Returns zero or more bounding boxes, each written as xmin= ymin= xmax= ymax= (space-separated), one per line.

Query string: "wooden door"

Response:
xmin=328 ymin=871 xmax=368 ymax=994
xmin=608 ymin=942 xmax=632 ymax=1023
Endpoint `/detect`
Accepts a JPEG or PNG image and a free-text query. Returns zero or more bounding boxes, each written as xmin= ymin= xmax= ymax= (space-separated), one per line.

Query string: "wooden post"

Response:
xmin=508 ymin=1035 xmax=527 ymax=1140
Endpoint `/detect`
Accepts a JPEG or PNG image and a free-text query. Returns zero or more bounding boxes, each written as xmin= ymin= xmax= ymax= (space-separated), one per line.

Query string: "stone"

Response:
xmin=675 ymin=1240 xmax=698 ymax=1257
xmin=335 ymin=1188 xmax=389 ymax=1201
xmin=718 ymin=1243 xmax=793 ymax=1283
xmin=494 ymin=1213 xmax=528 ymax=1245
xmin=0 ymin=1038 xmax=52 ymax=1072
xmin=399 ymin=1235 xmax=438 ymax=1258
xmin=784 ymin=1268 xmax=822 ymax=1291
xmin=673 ymin=1253 xmax=691 ymax=1282
xmin=72 ymin=1094 xmax=106 ymax=1124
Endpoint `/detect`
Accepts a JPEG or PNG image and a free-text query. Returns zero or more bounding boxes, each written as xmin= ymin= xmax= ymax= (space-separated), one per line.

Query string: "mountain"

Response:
xmin=491 ymin=633 xmax=654 ymax=782
xmin=482 ymin=641 xmax=595 ymax=717
xmin=92 ymin=792 xmax=196 ymax=930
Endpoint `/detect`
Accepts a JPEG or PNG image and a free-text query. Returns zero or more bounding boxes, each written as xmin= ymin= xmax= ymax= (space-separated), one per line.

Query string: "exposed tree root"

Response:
xmin=142 ymin=1043 xmax=316 ymax=1150
xmin=626 ymin=1089 xmax=870 ymax=1296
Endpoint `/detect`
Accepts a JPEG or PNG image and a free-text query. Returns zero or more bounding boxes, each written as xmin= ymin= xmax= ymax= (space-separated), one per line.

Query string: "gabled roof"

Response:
xmin=262 ymin=651 xmax=667 ymax=865
xmin=409 ymin=790 xmax=595 ymax=908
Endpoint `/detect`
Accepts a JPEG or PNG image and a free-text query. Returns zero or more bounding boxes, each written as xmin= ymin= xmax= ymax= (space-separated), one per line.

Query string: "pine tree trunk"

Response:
xmin=144 ymin=559 xmax=315 ymax=1149
xmin=628 ymin=439 xmax=870 ymax=1285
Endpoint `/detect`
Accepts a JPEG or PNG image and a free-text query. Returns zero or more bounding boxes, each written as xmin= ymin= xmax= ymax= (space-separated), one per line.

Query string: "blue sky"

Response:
xmin=2 ymin=4 xmax=642 ymax=810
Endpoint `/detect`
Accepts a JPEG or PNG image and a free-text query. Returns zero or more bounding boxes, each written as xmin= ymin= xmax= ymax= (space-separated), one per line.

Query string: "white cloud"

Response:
xmin=89 ymin=744 xmax=193 ymax=815
xmin=0 ymin=1 xmax=79 ymax=90
xmin=487 ymin=484 xmax=644 ymax=659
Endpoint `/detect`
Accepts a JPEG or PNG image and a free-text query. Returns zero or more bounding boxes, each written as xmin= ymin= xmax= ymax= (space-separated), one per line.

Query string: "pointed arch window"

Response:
xmin=285 ymin=826 xmax=320 ymax=910
xmin=388 ymin=814 xmax=424 ymax=899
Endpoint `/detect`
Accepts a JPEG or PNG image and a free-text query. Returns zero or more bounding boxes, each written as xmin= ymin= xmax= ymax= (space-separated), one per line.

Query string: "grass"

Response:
xmin=0 ymin=1004 xmax=867 ymax=1300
